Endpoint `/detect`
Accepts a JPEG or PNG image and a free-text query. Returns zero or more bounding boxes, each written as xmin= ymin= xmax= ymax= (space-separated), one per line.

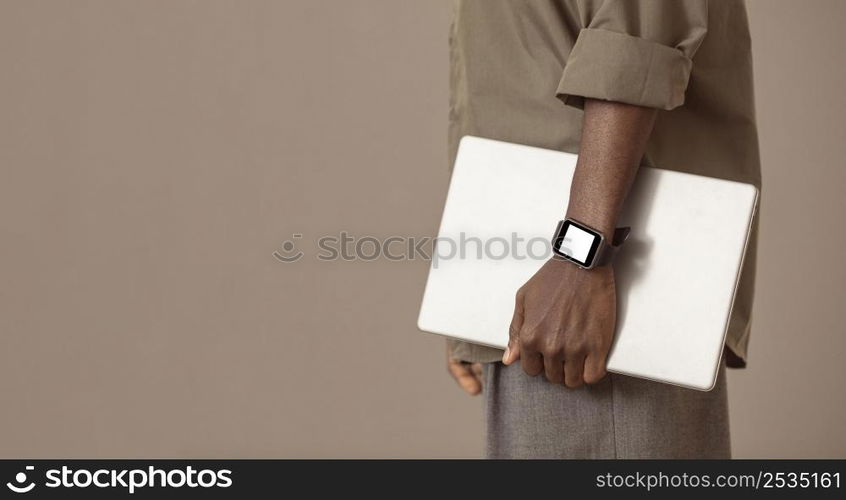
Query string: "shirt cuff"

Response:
xmin=557 ymin=28 xmax=694 ymax=111
xmin=448 ymin=339 xmax=503 ymax=364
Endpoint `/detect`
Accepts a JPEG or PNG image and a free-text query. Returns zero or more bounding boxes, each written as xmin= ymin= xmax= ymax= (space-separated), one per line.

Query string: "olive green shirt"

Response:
xmin=448 ymin=0 xmax=761 ymax=368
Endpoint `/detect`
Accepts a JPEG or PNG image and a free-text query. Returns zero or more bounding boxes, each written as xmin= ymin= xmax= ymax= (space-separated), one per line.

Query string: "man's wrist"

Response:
xmin=549 ymin=255 xmax=612 ymax=275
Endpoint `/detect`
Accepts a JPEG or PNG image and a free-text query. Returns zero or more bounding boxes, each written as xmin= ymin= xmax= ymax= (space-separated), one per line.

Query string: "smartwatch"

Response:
xmin=551 ymin=218 xmax=630 ymax=270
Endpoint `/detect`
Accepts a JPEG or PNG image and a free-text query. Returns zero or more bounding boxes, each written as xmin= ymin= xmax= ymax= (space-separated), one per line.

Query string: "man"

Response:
xmin=445 ymin=0 xmax=760 ymax=458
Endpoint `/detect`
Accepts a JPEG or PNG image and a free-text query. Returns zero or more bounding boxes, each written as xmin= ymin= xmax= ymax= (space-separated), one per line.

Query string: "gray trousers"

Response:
xmin=483 ymin=360 xmax=730 ymax=459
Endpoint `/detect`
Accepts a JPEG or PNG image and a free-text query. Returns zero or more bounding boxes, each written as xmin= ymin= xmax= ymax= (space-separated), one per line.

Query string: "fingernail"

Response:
xmin=502 ymin=347 xmax=510 ymax=363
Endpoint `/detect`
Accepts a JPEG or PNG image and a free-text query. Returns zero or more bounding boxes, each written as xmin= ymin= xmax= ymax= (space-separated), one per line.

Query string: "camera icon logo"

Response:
xmin=272 ymin=233 xmax=304 ymax=263
xmin=6 ymin=465 xmax=36 ymax=493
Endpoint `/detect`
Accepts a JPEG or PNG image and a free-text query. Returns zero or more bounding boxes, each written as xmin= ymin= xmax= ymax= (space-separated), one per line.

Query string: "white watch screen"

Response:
xmin=561 ymin=224 xmax=594 ymax=262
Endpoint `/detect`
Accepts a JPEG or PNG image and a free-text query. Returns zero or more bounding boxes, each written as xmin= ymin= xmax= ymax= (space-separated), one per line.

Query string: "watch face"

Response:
xmin=552 ymin=219 xmax=602 ymax=267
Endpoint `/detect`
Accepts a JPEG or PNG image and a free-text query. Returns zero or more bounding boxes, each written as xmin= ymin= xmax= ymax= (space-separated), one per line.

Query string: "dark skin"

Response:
xmin=449 ymin=98 xmax=657 ymax=393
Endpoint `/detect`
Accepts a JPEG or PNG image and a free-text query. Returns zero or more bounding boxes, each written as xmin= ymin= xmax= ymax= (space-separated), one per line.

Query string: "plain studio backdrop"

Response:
xmin=1 ymin=1 xmax=844 ymax=458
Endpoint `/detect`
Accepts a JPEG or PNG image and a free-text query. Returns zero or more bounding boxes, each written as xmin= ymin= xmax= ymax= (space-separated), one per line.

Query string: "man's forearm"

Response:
xmin=566 ymin=99 xmax=658 ymax=237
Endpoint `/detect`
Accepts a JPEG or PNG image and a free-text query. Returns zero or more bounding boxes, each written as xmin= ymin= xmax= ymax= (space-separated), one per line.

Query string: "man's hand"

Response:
xmin=447 ymin=342 xmax=483 ymax=395
xmin=504 ymin=258 xmax=615 ymax=388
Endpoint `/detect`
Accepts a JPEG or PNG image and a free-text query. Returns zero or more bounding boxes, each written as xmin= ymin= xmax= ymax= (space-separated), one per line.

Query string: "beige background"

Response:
xmin=0 ymin=0 xmax=843 ymax=458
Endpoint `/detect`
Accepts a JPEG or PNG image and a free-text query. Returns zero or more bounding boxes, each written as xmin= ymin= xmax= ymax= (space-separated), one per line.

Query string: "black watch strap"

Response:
xmin=594 ymin=226 xmax=631 ymax=267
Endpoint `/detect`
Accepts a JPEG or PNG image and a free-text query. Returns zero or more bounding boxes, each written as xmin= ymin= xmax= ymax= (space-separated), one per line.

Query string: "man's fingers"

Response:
xmin=446 ymin=341 xmax=483 ymax=395
xmin=448 ymin=360 xmax=482 ymax=395
xmin=520 ymin=347 xmax=544 ymax=377
xmin=504 ymin=291 xmax=525 ymax=364
xmin=564 ymin=355 xmax=586 ymax=388
xmin=471 ymin=362 xmax=483 ymax=380
xmin=583 ymin=354 xmax=608 ymax=385
xmin=503 ymin=339 xmax=521 ymax=365
xmin=543 ymin=355 xmax=564 ymax=384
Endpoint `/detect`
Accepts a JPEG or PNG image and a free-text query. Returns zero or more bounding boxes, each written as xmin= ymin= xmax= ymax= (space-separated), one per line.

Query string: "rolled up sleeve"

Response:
xmin=557 ymin=0 xmax=708 ymax=110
